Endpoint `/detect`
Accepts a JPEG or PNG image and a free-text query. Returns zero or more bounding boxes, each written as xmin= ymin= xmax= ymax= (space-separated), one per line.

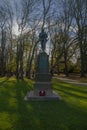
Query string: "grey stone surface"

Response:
xmin=35 ymin=73 xmax=51 ymax=82
xmin=34 ymin=82 xmax=52 ymax=95
xmin=36 ymin=52 xmax=49 ymax=73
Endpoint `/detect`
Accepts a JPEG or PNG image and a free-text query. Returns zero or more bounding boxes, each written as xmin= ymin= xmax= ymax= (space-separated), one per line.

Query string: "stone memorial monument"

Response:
xmin=25 ymin=28 xmax=60 ymax=100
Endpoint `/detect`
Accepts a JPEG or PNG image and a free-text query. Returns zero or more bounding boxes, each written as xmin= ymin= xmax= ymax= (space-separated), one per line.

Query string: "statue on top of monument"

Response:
xmin=39 ymin=28 xmax=48 ymax=52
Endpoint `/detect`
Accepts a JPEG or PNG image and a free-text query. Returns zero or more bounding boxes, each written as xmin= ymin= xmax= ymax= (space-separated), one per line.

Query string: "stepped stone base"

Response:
xmin=24 ymin=52 xmax=61 ymax=101
xmin=24 ymin=81 xmax=61 ymax=101
xmin=24 ymin=91 xmax=61 ymax=101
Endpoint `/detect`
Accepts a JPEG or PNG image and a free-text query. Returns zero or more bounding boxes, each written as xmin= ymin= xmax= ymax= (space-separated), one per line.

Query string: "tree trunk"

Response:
xmin=1 ymin=29 xmax=6 ymax=76
xmin=16 ymin=42 xmax=19 ymax=79
xmin=64 ymin=45 xmax=68 ymax=77
xmin=26 ymin=41 xmax=38 ymax=79
xmin=19 ymin=40 xmax=24 ymax=79
xmin=78 ymin=31 xmax=85 ymax=77
xmin=79 ymin=42 xmax=85 ymax=77
xmin=9 ymin=30 xmax=13 ymax=76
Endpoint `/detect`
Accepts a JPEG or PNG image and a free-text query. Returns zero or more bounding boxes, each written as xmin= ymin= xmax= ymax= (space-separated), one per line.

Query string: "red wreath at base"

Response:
xmin=39 ymin=90 xmax=46 ymax=96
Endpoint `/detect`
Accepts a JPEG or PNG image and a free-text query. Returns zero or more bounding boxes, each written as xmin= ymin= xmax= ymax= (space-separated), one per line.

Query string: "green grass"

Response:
xmin=0 ymin=77 xmax=87 ymax=130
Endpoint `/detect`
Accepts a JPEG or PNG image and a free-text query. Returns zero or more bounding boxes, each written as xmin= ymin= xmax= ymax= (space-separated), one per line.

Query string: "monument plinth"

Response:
xmin=34 ymin=51 xmax=52 ymax=97
xmin=24 ymin=29 xmax=61 ymax=100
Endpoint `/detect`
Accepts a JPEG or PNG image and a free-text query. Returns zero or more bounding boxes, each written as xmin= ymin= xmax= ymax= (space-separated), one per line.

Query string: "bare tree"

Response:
xmin=72 ymin=0 xmax=87 ymax=77
xmin=42 ymin=0 xmax=52 ymax=29
xmin=26 ymin=31 xmax=39 ymax=78
xmin=48 ymin=0 xmax=73 ymax=76
xmin=5 ymin=1 xmax=14 ymax=76
xmin=14 ymin=0 xmax=36 ymax=79
xmin=0 ymin=1 xmax=10 ymax=76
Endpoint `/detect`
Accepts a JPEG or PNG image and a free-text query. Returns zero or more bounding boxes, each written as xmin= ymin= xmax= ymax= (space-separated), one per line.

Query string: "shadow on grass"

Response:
xmin=0 ymin=78 xmax=87 ymax=130
xmin=12 ymin=79 xmax=33 ymax=129
xmin=53 ymin=79 xmax=87 ymax=99
xmin=54 ymin=85 xmax=87 ymax=100
xmin=0 ymin=78 xmax=34 ymax=129
xmin=53 ymin=79 xmax=87 ymax=112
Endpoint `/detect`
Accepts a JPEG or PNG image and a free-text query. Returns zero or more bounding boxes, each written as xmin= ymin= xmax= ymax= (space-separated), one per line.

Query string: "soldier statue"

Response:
xmin=39 ymin=28 xmax=48 ymax=51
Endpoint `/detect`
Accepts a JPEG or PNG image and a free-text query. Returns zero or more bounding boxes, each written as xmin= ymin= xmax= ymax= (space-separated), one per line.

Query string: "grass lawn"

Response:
xmin=0 ymin=77 xmax=87 ymax=130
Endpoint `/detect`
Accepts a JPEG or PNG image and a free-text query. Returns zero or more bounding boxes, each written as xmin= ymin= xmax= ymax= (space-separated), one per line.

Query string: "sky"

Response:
xmin=0 ymin=0 xmax=77 ymax=37
xmin=0 ymin=0 xmax=62 ymax=34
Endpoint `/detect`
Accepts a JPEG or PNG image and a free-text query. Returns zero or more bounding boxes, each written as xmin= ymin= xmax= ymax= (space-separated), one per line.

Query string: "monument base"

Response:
xmin=24 ymin=90 xmax=61 ymax=101
xmin=24 ymin=51 xmax=61 ymax=101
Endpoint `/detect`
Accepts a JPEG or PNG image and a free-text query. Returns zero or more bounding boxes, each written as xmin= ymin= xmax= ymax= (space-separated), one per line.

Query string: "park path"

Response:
xmin=54 ymin=76 xmax=87 ymax=86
